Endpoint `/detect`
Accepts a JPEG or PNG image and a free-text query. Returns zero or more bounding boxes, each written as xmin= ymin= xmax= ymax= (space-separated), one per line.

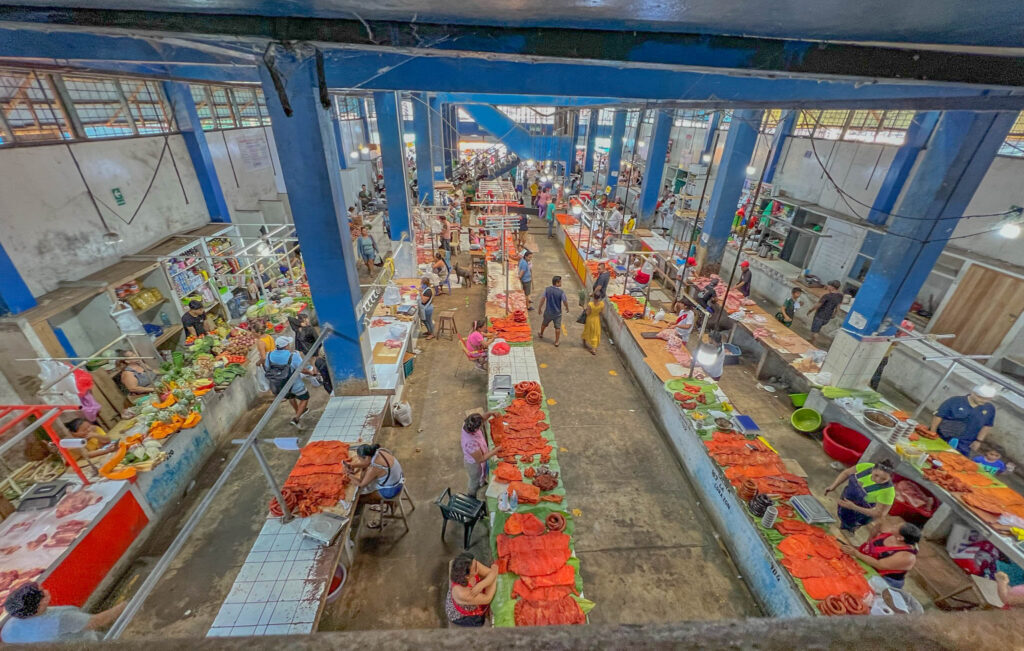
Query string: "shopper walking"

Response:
xmin=264 ymin=336 xmax=315 ymax=426
xmin=518 ymin=250 xmax=534 ymax=310
xmin=582 ymin=290 xmax=605 ymax=355
xmin=545 ymin=198 xmax=557 ymax=238
xmin=593 ymin=262 xmax=611 ymax=298
xmin=537 ymin=276 xmax=569 ymax=346
xmin=461 ymin=412 xmax=502 ymax=498
xmin=420 ymin=276 xmax=436 ymax=340
xmin=356 ymin=226 xmax=378 ymax=276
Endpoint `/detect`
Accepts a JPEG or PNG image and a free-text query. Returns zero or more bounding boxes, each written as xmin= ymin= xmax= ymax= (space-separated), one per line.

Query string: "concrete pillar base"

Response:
xmin=820 ymin=330 xmax=890 ymax=389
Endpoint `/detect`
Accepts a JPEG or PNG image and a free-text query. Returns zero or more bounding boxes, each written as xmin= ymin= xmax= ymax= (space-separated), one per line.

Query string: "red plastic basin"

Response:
xmin=822 ymin=422 xmax=870 ymax=466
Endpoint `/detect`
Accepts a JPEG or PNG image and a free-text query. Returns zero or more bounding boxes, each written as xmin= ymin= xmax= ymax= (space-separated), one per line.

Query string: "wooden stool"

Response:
xmin=365 ymin=480 xmax=415 ymax=536
xmin=437 ymin=310 xmax=458 ymax=340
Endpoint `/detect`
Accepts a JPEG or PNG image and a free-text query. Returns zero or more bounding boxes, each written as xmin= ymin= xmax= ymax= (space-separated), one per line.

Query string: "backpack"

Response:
xmin=265 ymin=352 xmax=295 ymax=394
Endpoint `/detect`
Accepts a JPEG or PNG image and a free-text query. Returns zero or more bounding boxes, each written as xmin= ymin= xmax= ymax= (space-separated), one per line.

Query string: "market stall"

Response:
xmin=207 ymin=395 xmax=389 ymax=638
xmin=806 ymin=389 xmax=1024 ymax=569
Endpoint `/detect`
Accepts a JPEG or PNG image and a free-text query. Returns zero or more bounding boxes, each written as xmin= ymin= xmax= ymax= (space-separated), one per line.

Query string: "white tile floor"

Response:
xmin=207 ymin=396 xmax=387 ymax=638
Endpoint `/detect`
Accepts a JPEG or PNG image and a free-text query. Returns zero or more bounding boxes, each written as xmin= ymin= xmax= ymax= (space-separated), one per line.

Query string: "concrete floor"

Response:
xmin=321 ymin=226 xmax=759 ymax=629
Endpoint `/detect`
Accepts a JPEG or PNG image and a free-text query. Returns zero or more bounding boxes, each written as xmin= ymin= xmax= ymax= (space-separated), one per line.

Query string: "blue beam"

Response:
xmin=764 ymin=109 xmax=797 ymax=184
xmin=0 ymin=239 xmax=36 ymax=315
xmin=411 ymin=92 xmax=434 ymax=203
xmin=436 ymin=93 xmax=619 ymax=107
xmin=428 ymin=95 xmax=445 ymax=183
xmin=320 ymin=50 xmax=1002 ymax=105
xmin=702 ymin=111 xmax=721 ymax=157
xmin=584 ymin=109 xmax=599 ymax=174
xmin=458 ymin=104 xmax=534 ymax=159
xmin=698 ymin=108 xmax=763 ymax=268
xmin=605 ymin=110 xmax=627 ymax=193
xmin=163 ymin=81 xmax=231 ymax=222
xmin=639 ymin=109 xmax=673 ymax=224
xmin=865 ymin=111 xmax=941 ymax=225
xmin=257 ymin=51 xmax=367 ymax=387
xmin=844 ymin=110 xmax=1016 ymax=337
xmin=373 ymin=91 xmax=412 ymax=240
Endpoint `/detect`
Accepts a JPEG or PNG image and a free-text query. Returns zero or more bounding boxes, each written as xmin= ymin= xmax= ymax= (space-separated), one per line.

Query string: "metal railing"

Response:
xmin=105 ymin=324 xmax=334 ymax=639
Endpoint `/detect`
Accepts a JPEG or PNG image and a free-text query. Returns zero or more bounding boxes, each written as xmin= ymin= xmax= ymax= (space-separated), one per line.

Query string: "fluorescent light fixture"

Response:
xmin=702 ymin=153 xmax=712 ymax=163
xmin=349 ymin=151 xmax=359 ymax=159
xmin=103 ymin=231 xmax=123 ymax=245
xmin=999 ymin=222 xmax=1021 ymax=239
xmin=746 ymin=165 xmax=756 ymax=175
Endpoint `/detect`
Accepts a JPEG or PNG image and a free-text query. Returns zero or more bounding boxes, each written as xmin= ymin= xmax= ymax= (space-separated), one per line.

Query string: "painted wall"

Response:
xmin=206 ymin=126 xmax=286 ymax=216
xmin=0 ymin=135 xmax=209 ymax=297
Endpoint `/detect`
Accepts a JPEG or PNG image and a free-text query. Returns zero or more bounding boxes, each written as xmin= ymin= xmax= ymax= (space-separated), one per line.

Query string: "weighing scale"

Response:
xmin=790 ymin=495 xmax=835 ymax=524
xmin=18 ymin=480 xmax=70 ymax=512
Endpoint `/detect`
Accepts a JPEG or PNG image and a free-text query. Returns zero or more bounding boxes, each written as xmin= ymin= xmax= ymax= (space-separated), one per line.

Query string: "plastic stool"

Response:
xmin=437 ymin=310 xmax=458 ymax=340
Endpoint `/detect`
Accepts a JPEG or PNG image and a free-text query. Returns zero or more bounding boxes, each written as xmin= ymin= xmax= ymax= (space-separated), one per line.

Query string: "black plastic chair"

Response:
xmin=435 ymin=488 xmax=486 ymax=549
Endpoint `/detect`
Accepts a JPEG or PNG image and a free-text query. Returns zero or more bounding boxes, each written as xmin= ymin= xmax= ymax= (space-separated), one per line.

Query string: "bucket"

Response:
xmin=325 ymin=564 xmax=348 ymax=604
xmin=789 ymin=393 xmax=808 ymax=408
xmin=791 ymin=407 xmax=822 ymax=433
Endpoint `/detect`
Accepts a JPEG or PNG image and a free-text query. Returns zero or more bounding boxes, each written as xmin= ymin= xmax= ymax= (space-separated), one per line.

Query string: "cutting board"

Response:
xmin=372 ymin=341 xmax=402 ymax=364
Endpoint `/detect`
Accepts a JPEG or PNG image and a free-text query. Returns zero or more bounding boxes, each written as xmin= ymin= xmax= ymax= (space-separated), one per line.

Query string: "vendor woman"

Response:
xmin=825 ymin=458 xmax=895 ymax=534
xmin=346 ymin=443 xmax=404 ymax=500
xmin=839 ymin=523 xmax=921 ymax=588
xmin=931 ymin=384 xmax=997 ymax=456
xmin=115 ymin=356 xmax=158 ymax=397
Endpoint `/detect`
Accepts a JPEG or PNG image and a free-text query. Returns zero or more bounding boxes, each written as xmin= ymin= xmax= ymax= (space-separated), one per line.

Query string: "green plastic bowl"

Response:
xmin=789 ymin=393 xmax=808 ymax=408
xmin=791 ymin=407 xmax=822 ymax=433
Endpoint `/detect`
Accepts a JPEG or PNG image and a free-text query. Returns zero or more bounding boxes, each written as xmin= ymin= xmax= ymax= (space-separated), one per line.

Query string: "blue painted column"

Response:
xmin=441 ymin=103 xmax=454 ymax=177
xmin=822 ymin=110 xmax=1015 ymax=387
xmin=258 ymin=50 xmax=368 ymax=389
xmin=332 ymin=116 xmax=350 ymax=170
xmin=0 ymin=240 xmax=36 ymax=314
xmin=697 ymin=109 xmax=763 ymax=270
xmin=429 ymin=95 xmax=445 ymax=183
xmin=866 ymin=111 xmax=941 ymax=225
xmin=701 ymin=111 xmax=721 ymax=159
xmin=411 ymin=92 xmax=434 ymax=203
xmin=163 ymin=82 xmax=231 ymax=222
xmin=763 ymin=110 xmax=797 ymax=184
xmin=373 ymin=92 xmax=412 ymax=241
xmin=638 ymin=109 xmax=673 ymax=225
xmin=584 ymin=109 xmax=599 ymax=174
xmin=845 ymin=110 xmax=1015 ymax=338
xmin=605 ymin=109 xmax=627 ymax=193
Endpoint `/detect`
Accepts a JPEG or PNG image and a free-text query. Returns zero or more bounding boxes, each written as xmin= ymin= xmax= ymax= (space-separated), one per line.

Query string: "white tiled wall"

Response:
xmin=207 ymin=395 xmax=387 ymax=637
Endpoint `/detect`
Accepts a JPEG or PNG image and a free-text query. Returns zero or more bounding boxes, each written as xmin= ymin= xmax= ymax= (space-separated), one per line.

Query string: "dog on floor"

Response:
xmin=453 ymin=263 xmax=473 ymax=287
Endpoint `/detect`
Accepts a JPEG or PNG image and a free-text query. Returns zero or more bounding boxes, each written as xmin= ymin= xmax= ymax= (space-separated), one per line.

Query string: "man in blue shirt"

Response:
xmin=2 ymin=582 xmax=125 ymax=643
xmin=265 ymin=336 xmax=316 ymax=426
xmin=537 ymin=276 xmax=569 ymax=346
xmin=518 ymin=251 xmax=534 ymax=311
xmin=930 ymin=385 xmax=997 ymax=456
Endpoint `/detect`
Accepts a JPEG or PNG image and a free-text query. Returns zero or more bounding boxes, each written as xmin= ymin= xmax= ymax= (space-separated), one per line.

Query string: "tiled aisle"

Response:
xmin=207 ymin=395 xmax=388 ymax=637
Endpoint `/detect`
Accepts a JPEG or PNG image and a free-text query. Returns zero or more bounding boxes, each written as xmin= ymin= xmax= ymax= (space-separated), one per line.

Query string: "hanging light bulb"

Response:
xmin=702 ymin=153 xmax=712 ymax=163
xmin=527 ymin=159 xmax=535 ymax=165
xmin=360 ymin=146 xmax=370 ymax=154
xmin=572 ymin=204 xmax=583 ymax=216
xmin=554 ymin=183 xmax=561 ymax=189
xmin=746 ymin=165 xmax=756 ymax=175
xmin=349 ymin=150 xmax=360 ymax=159
xmin=999 ymin=222 xmax=1021 ymax=239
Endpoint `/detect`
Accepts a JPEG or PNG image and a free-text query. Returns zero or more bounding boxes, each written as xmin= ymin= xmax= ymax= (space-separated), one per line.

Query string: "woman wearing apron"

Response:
xmin=419 ymin=276 xmax=436 ymax=340
xmin=824 ymin=458 xmax=896 ymax=533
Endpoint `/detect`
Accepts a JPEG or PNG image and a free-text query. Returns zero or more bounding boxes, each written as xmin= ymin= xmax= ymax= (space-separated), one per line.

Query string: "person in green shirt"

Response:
xmin=774 ymin=287 xmax=804 ymax=327
xmin=825 ymin=459 xmax=896 ymax=533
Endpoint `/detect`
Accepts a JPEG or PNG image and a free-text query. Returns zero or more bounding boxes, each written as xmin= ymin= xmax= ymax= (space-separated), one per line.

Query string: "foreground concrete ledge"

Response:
xmin=23 ymin=610 xmax=1024 ymax=650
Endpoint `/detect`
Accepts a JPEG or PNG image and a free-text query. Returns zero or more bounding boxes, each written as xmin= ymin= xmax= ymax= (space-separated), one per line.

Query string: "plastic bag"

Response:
xmin=255 ymin=367 xmax=271 ymax=393
xmin=110 ymin=302 xmax=146 ymax=335
xmin=392 ymin=401 xmax=413 ymax=426
xmin=37 ymin=361 xmax=79 ymax=405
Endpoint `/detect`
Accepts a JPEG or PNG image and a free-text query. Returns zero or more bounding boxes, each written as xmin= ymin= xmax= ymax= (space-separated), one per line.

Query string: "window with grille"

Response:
xmin=189 ymin=83 xmax=270 ymax=130
xmin=119 ymin=79 xmax=173 ymax=134
xmin=335 ymin=95 xmax=362 ymax=120
xmin=497 ymin=106 xmax=556 ymax=125
xmin=0 ymin=68 xmax=70 ymax=144
xmin=674 ymin=109 xmax=712 ymax=128
xmin=597 ymin=109 xmax=614 ymax=126
xmin=792 ymin=109 xmax=914 ymax=145
xmin=229 ymin=87 xmax=262 ymax=127
xmin=760 ymin=109 xmax=783 ymax=134
xmin=63 ymin=75 xmax=137 ymax=138
xmin=457 ymin=108 xmax=474 ymax=122
xmin=1000 ymin=111 xmax=1024 ymax=157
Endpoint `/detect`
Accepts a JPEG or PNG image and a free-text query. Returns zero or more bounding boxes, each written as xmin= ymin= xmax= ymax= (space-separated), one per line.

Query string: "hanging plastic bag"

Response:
xmin=37 ymin=360 xmax=79 ymax=405
xmin=382 ymin=282 xmax=401 ymax=307
xmin=255 ymin=366 xmax=271 ymax=393
xmin=110 ymin=301 xmax=146 ymax=335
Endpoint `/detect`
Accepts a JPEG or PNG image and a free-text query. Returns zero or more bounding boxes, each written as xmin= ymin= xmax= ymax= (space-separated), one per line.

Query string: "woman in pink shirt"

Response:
xmin=461 ymin=412 xmax=502 ymax=498
xmin=465 ymin=320 xmax=489 ymax=371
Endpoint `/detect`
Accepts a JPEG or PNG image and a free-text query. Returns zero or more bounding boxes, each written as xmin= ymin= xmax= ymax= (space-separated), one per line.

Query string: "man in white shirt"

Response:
xmin=606 ymin=204 xmax=624 ymax=233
